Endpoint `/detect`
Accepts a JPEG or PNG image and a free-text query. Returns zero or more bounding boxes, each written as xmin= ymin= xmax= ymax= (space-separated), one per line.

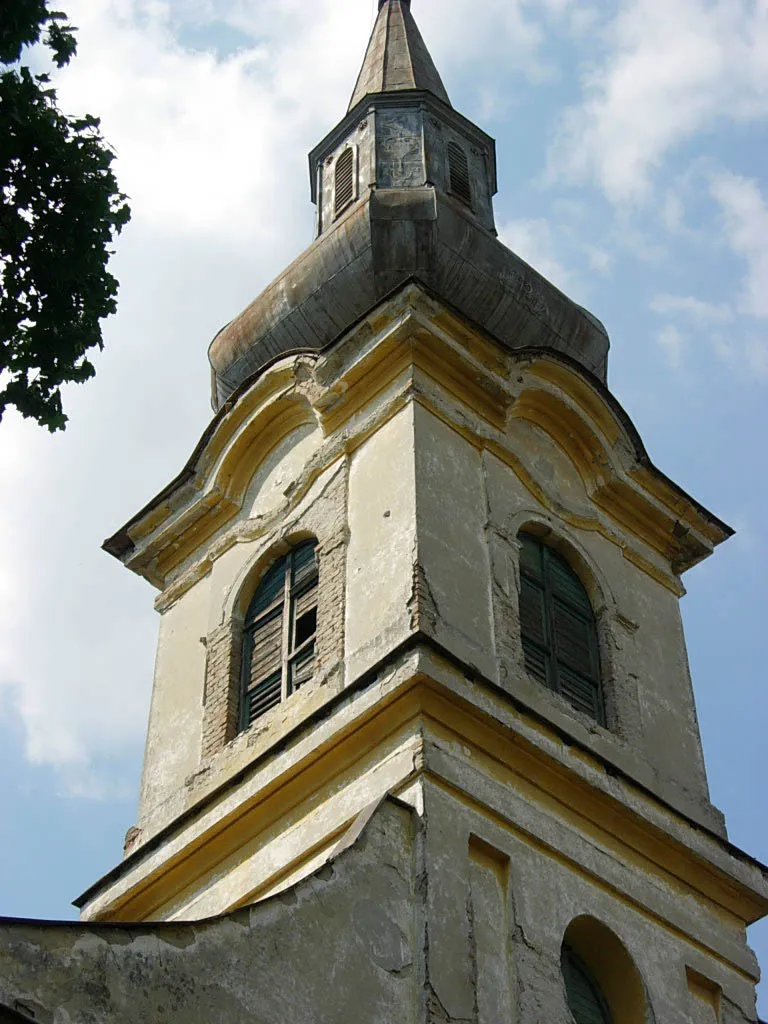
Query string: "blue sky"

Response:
xmin=0 ymin=0 xmax=766 ymax=1010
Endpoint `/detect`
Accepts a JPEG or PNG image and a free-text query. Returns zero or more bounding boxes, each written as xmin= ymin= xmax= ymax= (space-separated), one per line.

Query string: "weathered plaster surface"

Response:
xmin=103 ymin=287 xmax=743 ymax=906
xmin=52 ymin=284 xmax=765 ymax=1023
xmin=0 ymin=800 xmax=417 ymax=1024
xmin=1 ymin=794 xmax=760 ymax=1024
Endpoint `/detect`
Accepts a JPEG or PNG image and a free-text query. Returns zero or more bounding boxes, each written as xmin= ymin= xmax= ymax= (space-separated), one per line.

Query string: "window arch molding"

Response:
xmin=561 ymin=915 xmax=653 ymax=1024
xmin=238 ymin=538 xmax=319 ymax=731
xmin=518 ymin=526 xmax=604 ymax=723
xmin=200 ymin=513 xmax=349 ymax=761
xmin=511 ymin=515 xmax=613 ymax=617
xmin=499 ymin=513 xmax=628 ymax=734
xmin=231 ymin=530 xmax=319 ymax=625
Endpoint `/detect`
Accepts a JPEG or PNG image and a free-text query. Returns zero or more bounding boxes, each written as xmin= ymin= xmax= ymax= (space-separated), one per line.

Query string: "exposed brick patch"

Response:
xmin=201 ymin=620 xmax=243 ymax=760
xmin=314 ymin=526 xmax=348 ymax=683
xmin=199 ymin=463 xmax=351 ymax=762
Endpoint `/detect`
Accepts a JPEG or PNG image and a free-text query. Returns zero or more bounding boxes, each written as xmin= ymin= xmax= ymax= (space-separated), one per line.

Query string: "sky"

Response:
xmin=0 ymin=0 xmax=767 ymax=1009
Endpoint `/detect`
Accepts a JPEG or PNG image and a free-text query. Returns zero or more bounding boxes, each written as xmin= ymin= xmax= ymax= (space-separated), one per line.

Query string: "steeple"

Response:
xmin=4 ymin=8 xmax=761 ymax=1024
xmin=205 ymin=0 xmax=612 ymax=410
xmin=348 ymin=0 xmax=451 ymax=111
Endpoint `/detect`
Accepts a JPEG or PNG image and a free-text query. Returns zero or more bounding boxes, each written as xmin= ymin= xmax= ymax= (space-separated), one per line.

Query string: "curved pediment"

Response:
xmin=105 ymin=285 xmax=731 ymax=597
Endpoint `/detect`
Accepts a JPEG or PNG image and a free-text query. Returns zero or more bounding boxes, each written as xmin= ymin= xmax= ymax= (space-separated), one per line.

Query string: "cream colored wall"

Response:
xmin=413 ymin=403 xmax=496 ymax=679
xmin=243 ymin=420 xmax=321 ymax=521
xmin=136 ymin=422 xmax=329 ymax=834
xmin=345 ymin=404 xmax=417 ymax=679
xmin=475 ymin=418 xmax=713 ymax=813
xmin=123 ymin=294 xmax=729 ymax=918
xmin=138 ymin=573 xmax=211 ymax=828
xmin=136 ymin=376 xmax=715 ymax=848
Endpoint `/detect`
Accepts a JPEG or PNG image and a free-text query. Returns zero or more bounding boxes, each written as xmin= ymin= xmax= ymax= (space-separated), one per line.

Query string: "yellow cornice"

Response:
xmin=113 ymin=285 xmax=729 ymax=598
xmin=82 ymin=667 xmax=768 ymax=959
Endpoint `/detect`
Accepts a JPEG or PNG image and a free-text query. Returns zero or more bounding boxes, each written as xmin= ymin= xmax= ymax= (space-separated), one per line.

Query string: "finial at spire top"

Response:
xmin=350 ymin=0 xmax=449 ymax=112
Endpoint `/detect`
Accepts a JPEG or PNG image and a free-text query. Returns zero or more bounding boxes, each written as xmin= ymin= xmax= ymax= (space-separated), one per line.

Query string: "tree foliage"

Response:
xmin=0 ymin=1 xmax=130 ymax=431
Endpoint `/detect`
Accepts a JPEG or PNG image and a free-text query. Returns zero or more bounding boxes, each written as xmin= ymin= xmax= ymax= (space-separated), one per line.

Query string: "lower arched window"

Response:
xmin=240 ymin=540 xmax=318 ymax=731
xmin=562 ymin=947 xmax=612 ymax=1024
xmin=518 ymin=531 xmax=604 ymax=724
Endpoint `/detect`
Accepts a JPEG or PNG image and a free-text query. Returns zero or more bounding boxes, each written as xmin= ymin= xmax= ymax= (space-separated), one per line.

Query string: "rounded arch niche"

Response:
xmin=561 ymin=916 xmax=652 ymax=1024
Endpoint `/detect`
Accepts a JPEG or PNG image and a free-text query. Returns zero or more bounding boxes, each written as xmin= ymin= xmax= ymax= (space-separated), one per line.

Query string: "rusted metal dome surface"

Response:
xmin=208 ymin=188 xmax=609 ymax=409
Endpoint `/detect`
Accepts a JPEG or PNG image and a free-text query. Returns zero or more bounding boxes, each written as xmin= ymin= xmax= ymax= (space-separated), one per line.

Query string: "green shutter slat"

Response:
xmin=522 ymin=639 xmax=549 ymax=685
xmin=552 ymin=600 xmax=595 ymax=677
xmin=520 ymin=577 xmax=547 ymax=646
xmin=558 ymin=666 xmax=600 ymax=720
xmin=290 ymin=644 xmax=315 ymax=692
xmin=247 ymin=672 xmax=282 ymax=724
xmin=519 ymin=533 xmax=543 ymax=578
xmin=292 ymin=541 xmax=318 ymax=589
xmin=518 ymin=532 xmax=603 ymax=724
xmin=548 ymin=550 xmax=592 ymax=612
xmin=247 ymin=556 xmax=287 ymax=621
xmin=248 ymin=610 xmax=283 ymax=688
xmin=563 ymin=951 xmax=611 ymax=1024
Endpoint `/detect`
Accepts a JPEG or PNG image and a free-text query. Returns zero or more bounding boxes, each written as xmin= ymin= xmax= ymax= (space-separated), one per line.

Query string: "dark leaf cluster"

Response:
xmin=0 ymin=0 xmax=130 ymax=430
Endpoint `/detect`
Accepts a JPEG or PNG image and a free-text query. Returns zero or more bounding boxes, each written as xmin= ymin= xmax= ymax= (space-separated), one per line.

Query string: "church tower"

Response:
xmin=2 ymin=3 xmax=766 ymax=1022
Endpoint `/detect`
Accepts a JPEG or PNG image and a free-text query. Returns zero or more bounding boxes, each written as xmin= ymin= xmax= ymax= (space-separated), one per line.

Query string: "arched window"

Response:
xmin=518 ymin=532 xmax=603 ymax=724
xmin=561 ymin=916 xmax=650 ymax=1024
xmin=562 ymin=948 xmax=612 ymax=1024
xmin=240 ymin=540 xmax=318 ymax=731
xmin=334 ymin=148 xmax=355 ymax=216
xmin=447 ymin=141 xmax=471 ymax=206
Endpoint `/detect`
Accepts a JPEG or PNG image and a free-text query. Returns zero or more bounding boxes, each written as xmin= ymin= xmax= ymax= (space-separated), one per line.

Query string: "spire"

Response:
xmin=348 ymin=0 xmax=451 ymax=112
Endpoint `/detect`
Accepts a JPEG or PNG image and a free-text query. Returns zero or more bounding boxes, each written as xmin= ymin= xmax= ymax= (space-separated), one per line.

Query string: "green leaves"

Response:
xmin=0 ymin=0 xmax=130 ymax=430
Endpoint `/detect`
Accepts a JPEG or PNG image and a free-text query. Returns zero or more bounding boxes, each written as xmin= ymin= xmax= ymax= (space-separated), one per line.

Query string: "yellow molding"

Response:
xmin=87 ymin=673 xmax=766 ymax=935
xmin=123 ymin=304 xmax=719 ymax=597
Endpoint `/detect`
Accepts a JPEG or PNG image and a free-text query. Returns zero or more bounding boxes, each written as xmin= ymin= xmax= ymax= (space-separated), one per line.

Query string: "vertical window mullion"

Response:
xmin=542 ymin=547 xmax=559 ymax=694
xmin=280 ymin=552 xmax=293 ymax=701
xmin=239 ymin=628 xmax=255 ymax=732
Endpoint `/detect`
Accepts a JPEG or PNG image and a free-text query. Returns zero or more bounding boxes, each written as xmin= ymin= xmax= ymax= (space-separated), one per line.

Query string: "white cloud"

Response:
xmin=0 ymin=0 xmax=382 ymax=793
xmin=499 ymin=217 xmax=576 ymax=295
xmin=548 ymin=0 xmax=768 ymax=204
xmin=657 ymin=323 xmax=685 ymax=368
xmin=710 ymin=171 xmax=768 ymax=320
xmin=651 ymin=293 xmax=733 ymax=324
xmin=53 ymin=0 xmax=372 ymax=241
xmin=0 ymin=0 xmax=566 ymax=794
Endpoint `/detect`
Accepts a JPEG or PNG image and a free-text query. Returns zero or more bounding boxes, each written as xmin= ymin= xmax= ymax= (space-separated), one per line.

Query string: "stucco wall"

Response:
xmin=1 ymin=793 xmax=758 ymax=1024
xmin=346 ymin=404 xmax=417 ymax=679
xmin=138 ymin=575 xmax=210 ymax=824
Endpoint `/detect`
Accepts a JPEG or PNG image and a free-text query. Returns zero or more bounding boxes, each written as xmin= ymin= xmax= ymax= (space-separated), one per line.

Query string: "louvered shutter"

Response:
xmin=518 ymin=534 xmax=603 ymax=724
xmin=547 ymin=548 xmax=602 ymax=723
xmin=289 ymin=541 xmax=318 ymax=693
xmin=562 ymin=951 xmax=611 ymax=1024
xmin=292 ymin=541 xmax=318 ymax=590
xmin=335 ymin=149 xmax=355 ymax=215
xmin=248 ymin=611 xmax=282 ymax=687
xmin=247 ymin=558 xmax=285 ymax=621
xmin=239 ymin=541 xmax=320 ymax=731
xmin=520 ymin=577 xmax=549 ymax=685
xmin=447 ymin=142 xmax=472 ymax=206
xmin=519 ymin=534 xmax=551 ymax=686
xmin=241 ymin=555 xmax=288 ymax=729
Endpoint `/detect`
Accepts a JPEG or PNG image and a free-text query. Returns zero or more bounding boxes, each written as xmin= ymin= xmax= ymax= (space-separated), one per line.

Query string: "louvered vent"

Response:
xmin=334 ymin=148 xmax=355 ymax=215
xmin=447 ymin=141 xmax=471 ymax=206
xmin=240 ymin=541 xmax=319 ymax=732
xmin=518 ymin=533 xmax=604 ymax=725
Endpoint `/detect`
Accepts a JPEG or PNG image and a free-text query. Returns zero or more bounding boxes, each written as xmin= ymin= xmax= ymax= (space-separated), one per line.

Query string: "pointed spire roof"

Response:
xmin=348 ymin=0 xmax=451 ymax=112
